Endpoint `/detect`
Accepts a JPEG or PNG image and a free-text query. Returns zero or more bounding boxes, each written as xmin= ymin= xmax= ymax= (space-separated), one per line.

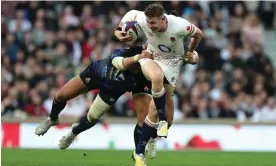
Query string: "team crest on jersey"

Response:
xmin=186 ymin=25 xmax=191 ymax=31
xmin=170 ymin=37 xmax=175 ymax=42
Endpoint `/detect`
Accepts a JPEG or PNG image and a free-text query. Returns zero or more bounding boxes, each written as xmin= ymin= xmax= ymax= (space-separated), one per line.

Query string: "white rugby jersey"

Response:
xmin=121 ymin=10 xmax=197 ymax=87
xmin=121 ymin=10 xmax=196 ymax=68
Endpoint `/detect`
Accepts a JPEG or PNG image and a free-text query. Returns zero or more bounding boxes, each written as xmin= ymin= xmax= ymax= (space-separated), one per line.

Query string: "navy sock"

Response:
xmin=49 ymin=99 xmax=66 ymax=121
xmin=152 ymin=88 xmax=167 ymax=121
xmin=134 ymin=123 xmax=142 ymax=148
xmin=72 ymin=116 xmax=97 ymax=135
xmin=136 ymin=118 xmax=157 ymax=155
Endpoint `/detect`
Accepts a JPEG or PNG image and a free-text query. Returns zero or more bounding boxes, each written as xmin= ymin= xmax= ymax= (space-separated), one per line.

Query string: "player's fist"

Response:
xmin=139 ymin=50 xmax=154 ymax=60
xmin=184 ymin=51 xmax=199 ymax=65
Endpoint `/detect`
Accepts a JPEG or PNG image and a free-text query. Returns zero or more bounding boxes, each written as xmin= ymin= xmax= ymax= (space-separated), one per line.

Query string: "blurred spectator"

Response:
xmin=251 ymin=97 xmax=276 ymax=122
xmin=242 ymin=13 xmax=264 ymax=45
xmin=1 ymin=1 xmax=275 ymax=122
xmin=8 ymin=9 xmax=32 ymax=34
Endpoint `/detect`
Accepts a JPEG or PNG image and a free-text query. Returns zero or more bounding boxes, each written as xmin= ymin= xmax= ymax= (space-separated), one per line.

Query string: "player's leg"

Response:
xmin=139 ymin=52 xmax=168 ymax=137
xmin=50 ymin=75 xmax=89 ymax=120
xmin=133 ymin=93 xmax=152 ymax=148
xmin=135 ymin=83 xmax=174 ymax=159
xmin=58 ymin=94 xmax=110 ymax=149
xmin=58 ymin=89 xmax=123 ymax=150
xmin=35 ymin=64 xmax=101 ymax=136
xmin=35 ymin=75 xmax=88 ymax=136
xmin=133 ymin=98 xmax=157 ymax=166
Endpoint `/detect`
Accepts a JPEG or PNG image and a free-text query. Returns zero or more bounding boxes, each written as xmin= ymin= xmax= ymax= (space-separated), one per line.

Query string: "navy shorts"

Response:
xmin=79 ymin=63 xmax=124 ymax=105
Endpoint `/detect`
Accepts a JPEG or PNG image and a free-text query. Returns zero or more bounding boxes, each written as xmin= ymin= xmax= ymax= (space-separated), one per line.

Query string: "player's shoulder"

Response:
xmin=167 ymin=14 xmax=190 ymax=34
xmin=167 ymin=14 xmax=190 ymax=26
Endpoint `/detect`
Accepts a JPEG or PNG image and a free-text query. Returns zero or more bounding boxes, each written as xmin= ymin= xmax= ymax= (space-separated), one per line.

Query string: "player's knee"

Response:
xmin=151 ymin=71 xmax=164 ymax=84
xmin=87 ymin=95 xmax=111 ymax=121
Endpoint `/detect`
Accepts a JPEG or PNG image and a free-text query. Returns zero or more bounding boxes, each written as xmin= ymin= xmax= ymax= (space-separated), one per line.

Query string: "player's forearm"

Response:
xmin=112 ymin=55 xmax=139 ymax=71
xmin=188 ymin=29 xmax=202 ymax=52
xmin=123 ymin=55 xmax=140 ymax=69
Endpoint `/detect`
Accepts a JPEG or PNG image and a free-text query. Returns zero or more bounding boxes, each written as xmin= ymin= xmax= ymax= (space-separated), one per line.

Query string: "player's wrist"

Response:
xmin=187 ymin=47 xmax=194 ymax=53
xmin=133 ymin=54 xmax=140 ymax=62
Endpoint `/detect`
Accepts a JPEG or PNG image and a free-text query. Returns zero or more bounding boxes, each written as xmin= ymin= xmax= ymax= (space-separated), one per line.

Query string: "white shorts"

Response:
xmin=154 ymin=60 xmax=180 ymax=88
xmin=139 ymin=58 xmax=180 ymax=88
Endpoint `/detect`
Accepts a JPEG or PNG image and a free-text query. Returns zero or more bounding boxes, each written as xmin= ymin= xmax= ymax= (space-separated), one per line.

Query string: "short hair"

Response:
xmin=144 ymin=3 xmax=164 ymax=18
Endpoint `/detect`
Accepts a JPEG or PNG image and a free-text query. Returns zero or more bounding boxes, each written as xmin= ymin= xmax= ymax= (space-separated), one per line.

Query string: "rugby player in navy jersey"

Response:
xmin=34 ymin=44 xmax=155 ymax=149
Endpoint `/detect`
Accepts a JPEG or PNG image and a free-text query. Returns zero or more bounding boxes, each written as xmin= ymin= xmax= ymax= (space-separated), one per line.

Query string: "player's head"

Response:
xmin=144 ymin=3 xmax=166 ymax=32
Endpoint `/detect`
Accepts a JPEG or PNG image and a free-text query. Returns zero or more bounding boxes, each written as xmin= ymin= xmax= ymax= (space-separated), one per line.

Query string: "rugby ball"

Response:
xmin=184 ymin=51 xmax=199 ymax=65
xmin=122 ymin=21 xmax=141 ymax=43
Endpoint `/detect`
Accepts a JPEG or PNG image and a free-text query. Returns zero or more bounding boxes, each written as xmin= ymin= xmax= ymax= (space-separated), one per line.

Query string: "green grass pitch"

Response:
xmin=2 ymin=148 xmax=276 ymax=166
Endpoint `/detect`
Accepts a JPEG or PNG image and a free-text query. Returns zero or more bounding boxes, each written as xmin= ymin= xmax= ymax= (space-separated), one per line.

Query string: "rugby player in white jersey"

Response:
xmin=115 ymin=3 xmax=202 ymax=165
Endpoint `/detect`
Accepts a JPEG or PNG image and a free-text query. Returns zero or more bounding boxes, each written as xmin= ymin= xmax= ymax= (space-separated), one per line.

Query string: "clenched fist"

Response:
xmin=139 ymin=50 xmax=154 ymax=60
xmin=184 ymin=51 xmax=199 ymax=65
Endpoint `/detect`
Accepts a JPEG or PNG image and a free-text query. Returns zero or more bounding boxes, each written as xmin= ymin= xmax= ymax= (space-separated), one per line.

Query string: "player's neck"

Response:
xmin=160 ymin=16 xmax=168 ymax=32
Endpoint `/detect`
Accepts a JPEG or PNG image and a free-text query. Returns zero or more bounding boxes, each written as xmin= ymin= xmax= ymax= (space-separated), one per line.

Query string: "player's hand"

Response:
xmin=115 ymin=30 xmax=133 ymax=42
xmin=184 ymin=51 xmax=199 ymax=65
xmin=139 ymin=50 xmax=154 ymax=60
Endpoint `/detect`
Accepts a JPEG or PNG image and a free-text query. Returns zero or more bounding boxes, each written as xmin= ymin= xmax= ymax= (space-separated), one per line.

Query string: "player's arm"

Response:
xmin=177 ymin=17 xmax=203 ymax=64
xmin=185 ymin=26 xmax=202 ymax=64
xmin=112 ymin=48 xmax=152 ymax=71
xmin=115 ymin=10 xmax=140 ymax=42
xmin=187 ymin=27 xmax=202 ymax=53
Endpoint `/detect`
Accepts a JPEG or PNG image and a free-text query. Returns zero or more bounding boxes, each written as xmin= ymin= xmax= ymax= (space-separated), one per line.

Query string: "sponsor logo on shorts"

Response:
xmin=118 ymin=73 xmax=125 ymax=80
xmin=171 ymin=77 xmax=175 ymax=83
xmin=144 ymin=86 xmax=149 ymax=92
xmin=85 ymin=77 xmax=91 ymax=83
xmin=157 ymin=109 xmax=164 ymax=113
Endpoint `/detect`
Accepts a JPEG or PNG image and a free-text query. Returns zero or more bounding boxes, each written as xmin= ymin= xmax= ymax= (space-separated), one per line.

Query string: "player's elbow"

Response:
xmin=194 ymin=28 xmax=203 ymax=39
xmin=151 ymin=71 xmax=164 ymax=84
xmin=112 ymin=57 xmax=126 ymax=71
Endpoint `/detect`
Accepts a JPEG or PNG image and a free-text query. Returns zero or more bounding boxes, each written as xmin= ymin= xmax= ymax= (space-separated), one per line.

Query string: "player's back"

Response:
xmin=90 ymin=47 xmax=143 ymax=92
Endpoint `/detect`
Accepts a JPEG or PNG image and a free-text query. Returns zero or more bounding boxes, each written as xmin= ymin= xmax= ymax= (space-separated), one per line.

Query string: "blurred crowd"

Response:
xmin=1 ymin=1 xmax=276 ymax=122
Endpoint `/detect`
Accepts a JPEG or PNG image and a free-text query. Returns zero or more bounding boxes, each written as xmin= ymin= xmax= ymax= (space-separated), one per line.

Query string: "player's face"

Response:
xmin=146 ymin=16 xmax=165 ymax=32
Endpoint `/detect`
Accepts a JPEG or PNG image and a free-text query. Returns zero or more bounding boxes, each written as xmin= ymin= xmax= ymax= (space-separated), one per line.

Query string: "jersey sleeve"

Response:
xmin=174 ymin=16 xmax=197 ymax=37
xmin=121 ymin=10 xmax=141 ymax=23
xmin=111 ymin=46 xmax=143 ymax=71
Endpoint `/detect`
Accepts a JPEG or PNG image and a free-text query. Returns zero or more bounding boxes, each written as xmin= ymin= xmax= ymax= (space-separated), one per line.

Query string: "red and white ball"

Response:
xmin=122 ymin=21 xmax=142 ymax=43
